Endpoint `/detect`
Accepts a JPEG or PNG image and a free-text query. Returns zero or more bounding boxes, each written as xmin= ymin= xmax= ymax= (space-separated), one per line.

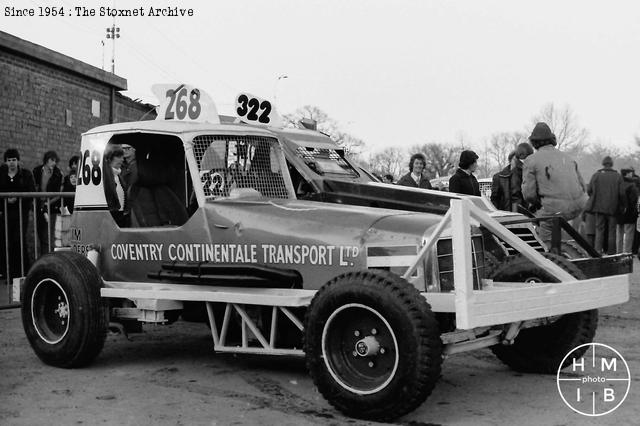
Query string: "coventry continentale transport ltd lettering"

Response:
xmin=109 ymin=243 xmax=347 ymax=266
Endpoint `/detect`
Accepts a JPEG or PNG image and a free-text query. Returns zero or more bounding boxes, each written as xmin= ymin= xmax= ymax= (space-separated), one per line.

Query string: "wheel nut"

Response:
xmin=371 ymin=328 xmax=377 ymax=335
xmin=368 ymin=361 xmax=374 ymax=368
xmin=380 ymin=348 xmax=386 ymax=354
xmin=354 ymin=330 xmax=360 ymax=337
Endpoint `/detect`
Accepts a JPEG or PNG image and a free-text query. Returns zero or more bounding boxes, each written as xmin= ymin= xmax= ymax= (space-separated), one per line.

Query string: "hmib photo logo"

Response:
xmin=557 ymin=343 xmax=630 ymax=416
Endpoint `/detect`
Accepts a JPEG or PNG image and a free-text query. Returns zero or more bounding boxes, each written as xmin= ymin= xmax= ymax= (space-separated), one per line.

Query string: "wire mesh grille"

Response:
xmin=478 ymin=180 xmax=492 ymax=198
xmin=436 ymin=236 xmax=486 ymax=291
xmin=294 ymin=147 xmax=359 ymax=177
xmin=192 ymin=135 xmax=290 ymax=200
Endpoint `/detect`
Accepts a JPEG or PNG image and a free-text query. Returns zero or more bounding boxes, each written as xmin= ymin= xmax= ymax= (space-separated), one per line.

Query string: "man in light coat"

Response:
xmin=522 ymin=122 xmax=588 ymax=244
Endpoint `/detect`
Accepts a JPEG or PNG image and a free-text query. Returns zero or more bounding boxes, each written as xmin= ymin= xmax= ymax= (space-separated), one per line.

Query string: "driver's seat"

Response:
xmin=129 ymin=155 xmax=189 ymax=227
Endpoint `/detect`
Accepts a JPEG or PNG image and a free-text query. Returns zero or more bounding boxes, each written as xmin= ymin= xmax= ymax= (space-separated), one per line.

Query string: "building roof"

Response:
xmin=0 ymin=30 xmax=127 ymax=90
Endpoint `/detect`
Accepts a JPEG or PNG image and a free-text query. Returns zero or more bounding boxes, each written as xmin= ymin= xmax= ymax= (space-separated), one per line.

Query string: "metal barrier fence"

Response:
xmin=1 ymin=192 xmax=75 ymax=309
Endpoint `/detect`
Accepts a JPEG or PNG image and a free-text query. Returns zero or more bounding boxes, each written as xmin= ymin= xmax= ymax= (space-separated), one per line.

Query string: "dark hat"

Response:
xmin=602 ymin=156 xmax=613 ymax=167
xmin=621 ymin=168 xmax=633 ymax=175
xmin=529 ymin=122 xmax=555 ymax=142
xmin=459 ymin=150 xmax=479 ymax=169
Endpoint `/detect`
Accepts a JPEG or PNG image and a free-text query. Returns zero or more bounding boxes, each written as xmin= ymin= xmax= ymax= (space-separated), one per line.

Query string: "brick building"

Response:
xmin=0 ymin=31 xmax=156 ymax=171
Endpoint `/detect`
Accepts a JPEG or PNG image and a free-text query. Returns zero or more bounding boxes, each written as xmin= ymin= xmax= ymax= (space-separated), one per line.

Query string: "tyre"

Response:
xmin=21 ymin=251 xmax=108 ymax=368
xmin=490 ymin=253 xmax=598 ymax=373
xmin=560 ymin=240 xmax=590 ymax=259
xmin=304 ymin=271 xmax=442 ymax=421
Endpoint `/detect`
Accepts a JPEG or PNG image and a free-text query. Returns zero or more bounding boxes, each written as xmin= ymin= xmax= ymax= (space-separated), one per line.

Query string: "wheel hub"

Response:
xmin=355 ymin=335 xmax=381 ymax=357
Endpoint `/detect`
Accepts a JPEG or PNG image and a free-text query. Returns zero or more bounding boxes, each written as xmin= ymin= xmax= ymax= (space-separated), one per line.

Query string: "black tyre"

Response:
xmin=304 ymin=271 xmax=442 ymax=421
xmin=490 ymin=253 xmax=598 ymax=373
xmin=21 ymin=251 xmax=108 ymax=368
xmin=560 ymin=240 xmax=590 ymax=259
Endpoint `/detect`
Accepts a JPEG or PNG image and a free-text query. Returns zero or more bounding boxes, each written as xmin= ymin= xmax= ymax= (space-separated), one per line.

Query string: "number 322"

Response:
xmin=236 ymin=95 xmax=272 ymax=124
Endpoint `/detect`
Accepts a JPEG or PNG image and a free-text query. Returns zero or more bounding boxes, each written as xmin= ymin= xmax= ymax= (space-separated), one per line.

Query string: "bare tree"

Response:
xmin=531 ymin=103 xmax=589 ymax=151
xmin=486 ymin=131 xmax=527 ymax=169
xmin=283 ymin=105 xmax=364 ymax=156
xmin=368 ymin=147 xmax=407 ymax=179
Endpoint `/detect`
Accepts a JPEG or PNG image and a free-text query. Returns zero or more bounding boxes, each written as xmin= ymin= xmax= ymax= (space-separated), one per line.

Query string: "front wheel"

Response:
xmin=490 ymin=253 xmax=598 ymax=373
xmin=21 ymin=251 xmax=108 ymax=368
xmin=304 ymin=271 xmax=442 ymax=422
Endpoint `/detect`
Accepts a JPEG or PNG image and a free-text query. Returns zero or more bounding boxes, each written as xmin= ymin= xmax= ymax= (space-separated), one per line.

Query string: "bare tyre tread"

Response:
xmin=304 ymin=270 xmax=442 ymax=422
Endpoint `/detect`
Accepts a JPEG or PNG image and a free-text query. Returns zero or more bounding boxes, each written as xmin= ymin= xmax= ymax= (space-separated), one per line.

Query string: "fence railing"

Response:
xmin=1 ymin=192 xmax=75 ymax=308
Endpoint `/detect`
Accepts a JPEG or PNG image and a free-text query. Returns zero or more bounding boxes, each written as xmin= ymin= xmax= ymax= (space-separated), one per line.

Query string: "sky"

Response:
xmin=3 ymin=0 xmax=640 ymax=153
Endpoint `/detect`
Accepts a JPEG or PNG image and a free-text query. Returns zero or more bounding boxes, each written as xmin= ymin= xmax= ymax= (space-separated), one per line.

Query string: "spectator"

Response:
xmin=449 ymin=150 xmax=480 ymax=196
xmin=510 ymin=142 xmax=534 ymax=212
xmin=396 ymin=153 xmax=433 ymax=189
xmin=522 ymin=122 xmax=588 ymax=245
xmin=490 ymin=151 xmax=516 ymax=211
xmin=383 ymin=174 xmax=394 ymax=184
xmin=103 ymin=145 xmax=129 ymax=228
xmin=616 ymin=168 xmax=638 ymax=253
xmin=0 ymin=149 xmax=36 ymax=279
xmin=33 ymin=150 xmax=62 ymax=255
xmin=61 ymin=155 xmax=79 ymax=213
xmin=585 ymin=156 xmax=626 ymax=254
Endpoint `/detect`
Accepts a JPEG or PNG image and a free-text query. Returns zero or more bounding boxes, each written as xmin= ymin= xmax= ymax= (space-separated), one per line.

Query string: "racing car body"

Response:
xmin=18 ymin=86 xmax=631 ymax=422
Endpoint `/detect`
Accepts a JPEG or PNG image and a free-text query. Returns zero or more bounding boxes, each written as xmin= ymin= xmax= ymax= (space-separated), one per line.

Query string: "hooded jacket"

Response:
xmin=522 ymin=145 xmax=587 ymax=218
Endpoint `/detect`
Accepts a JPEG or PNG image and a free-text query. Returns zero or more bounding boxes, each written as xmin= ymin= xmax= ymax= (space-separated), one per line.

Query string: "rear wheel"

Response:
xmin=304 ymin=271 xmax=442 ymax=421
xmin=21 ymin=251 xmax=107 ymax=368
xmin=490 ymin=253 xmax=597 ymax=373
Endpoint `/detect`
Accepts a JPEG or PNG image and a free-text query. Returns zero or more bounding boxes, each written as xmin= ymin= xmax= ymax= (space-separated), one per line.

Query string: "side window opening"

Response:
xmin=193 ymin=135 xmax=292 ymax=200
xmin=104 ymin=133 xmax=194 ymax=228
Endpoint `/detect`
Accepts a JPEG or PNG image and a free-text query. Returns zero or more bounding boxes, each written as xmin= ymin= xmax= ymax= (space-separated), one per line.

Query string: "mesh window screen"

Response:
xmin=192 ymin=135 xmax=290 ymax=200
xmin=295 ymin=147 xmax=359 ymax=177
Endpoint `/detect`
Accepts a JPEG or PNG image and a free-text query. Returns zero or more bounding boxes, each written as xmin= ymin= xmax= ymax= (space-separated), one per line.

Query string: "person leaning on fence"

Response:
xmin=103 ymin=145 xmax=130 ymax=228
xmin=616 ymin=168 xmax=638 ymax=253
xmin=396 ymin=153 xmax=433 ymax=189
xmin=0 ymin=148 xmax=36 ymax=279
xmin=449 ymin=150 xmax=480 ymax=196
xmin=33 ymin=150 xmax=62 ymax=255
xmin=522 ymin=122 xmax=588 ymax=245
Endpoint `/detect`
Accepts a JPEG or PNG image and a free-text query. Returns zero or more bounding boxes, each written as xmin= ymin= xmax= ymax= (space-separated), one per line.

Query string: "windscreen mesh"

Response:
xmin=192 ymin=135 xmax=290 ymax=200
xmin=295 ymin=147 xmax=359 ymax=177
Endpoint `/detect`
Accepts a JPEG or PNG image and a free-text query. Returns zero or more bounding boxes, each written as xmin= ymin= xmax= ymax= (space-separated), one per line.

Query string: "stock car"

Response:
xmin=17 ymin=86 xmax=632 ymax=421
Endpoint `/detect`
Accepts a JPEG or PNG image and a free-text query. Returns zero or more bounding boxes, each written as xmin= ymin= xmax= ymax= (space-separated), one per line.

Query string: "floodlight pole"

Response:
xmin=105 ymin=22 xmax=120 ymax=74
xmin=274 ymin=75 xmax=288 ymax=106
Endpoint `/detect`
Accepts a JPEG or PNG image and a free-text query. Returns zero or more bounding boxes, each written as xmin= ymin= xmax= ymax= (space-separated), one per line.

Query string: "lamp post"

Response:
xmin=274 ymin=74 xmax=288 ymax=106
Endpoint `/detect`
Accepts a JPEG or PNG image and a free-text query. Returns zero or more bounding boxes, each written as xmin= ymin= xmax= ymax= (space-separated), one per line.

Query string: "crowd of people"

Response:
xmin=0 ymin=145 xmax=137 ymax=279
xmin=393 ymin=121 xmax=639 ymax=255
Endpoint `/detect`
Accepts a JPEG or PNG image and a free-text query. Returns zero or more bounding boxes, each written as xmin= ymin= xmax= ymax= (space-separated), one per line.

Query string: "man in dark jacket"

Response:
xmin=396 ymin=153 xmax=433 ymax=189
xmin=585 ymin=156 xmax=626 ymax=254
xmin=510 ymin=142 xmax=534 ymax=212
xmin=0 ymin=149 xmax=36 ymax=278
xmin=616 ymin=168 xmax=638 ymax=253
xmin=449 ymin=150 xmax=480 ymax=196
xmin=33 ymin=150 xmax=63 ymax=255
xmin=490 ymin=151 xmax=516 ymax=211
